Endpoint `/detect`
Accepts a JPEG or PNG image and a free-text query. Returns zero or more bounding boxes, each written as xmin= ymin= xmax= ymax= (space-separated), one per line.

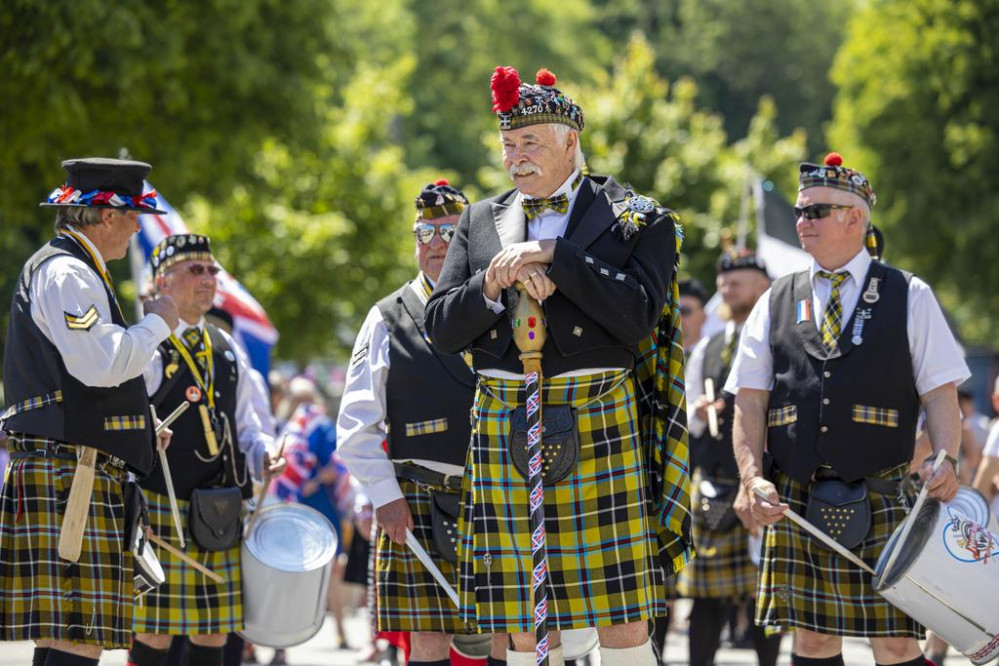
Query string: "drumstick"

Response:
xmin=704 ymin=378 xmax=720 ymax=439
xmin=151 ymin=404 xmax=187 ymax=548
xmin=244 ymin=435 xmax=287 ymax=536
xmin=751 ymin=485 xmax=875 ymax=575
xmin=198 ymin=404 xmax=220 ymax=456
xmin=155 ymin=400 xmax=191 ymax=435
xmin=879 ymin=450 xmax=946 ymax=581
xmin=406 ymin=528 xmax=459 ymax=607
xmin=57 ymin=446 xmax=98 ymax=562
xmin=148 ymin=531 xmax=225 ymax=584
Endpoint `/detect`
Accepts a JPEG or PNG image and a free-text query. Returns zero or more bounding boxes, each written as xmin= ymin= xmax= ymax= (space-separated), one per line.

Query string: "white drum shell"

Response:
xmin=874 ymin=499 xmax=999 ymax=665
xmin=239 ymin=504 xmax=337 ymax=648
xmin=561 ymin=628 xmax=599 ymax=660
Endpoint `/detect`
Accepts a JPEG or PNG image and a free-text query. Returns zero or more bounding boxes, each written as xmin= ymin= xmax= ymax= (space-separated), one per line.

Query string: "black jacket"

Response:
xmin=425 ymin=175 xmax=677 ymax=376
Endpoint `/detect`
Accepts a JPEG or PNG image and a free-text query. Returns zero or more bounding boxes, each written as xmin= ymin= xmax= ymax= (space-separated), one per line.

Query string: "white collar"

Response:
xmin=64 ymin=225 xmax=108 ymax=274
xmin=173 ymin=317 xmax=205 ymax=337
xmin=810 ymin=248 xmax=870 ymax=287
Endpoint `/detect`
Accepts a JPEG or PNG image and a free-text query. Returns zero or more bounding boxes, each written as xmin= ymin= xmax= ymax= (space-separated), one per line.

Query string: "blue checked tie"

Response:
xmin=522 ymin=193 xmax=569 ymax=220
xmin=817 ymin=271 xmax=849 ymax=353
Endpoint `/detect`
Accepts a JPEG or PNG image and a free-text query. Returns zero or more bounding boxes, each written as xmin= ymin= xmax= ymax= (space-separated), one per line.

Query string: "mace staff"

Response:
xmin=512 ymin=283 xmax=550 ymax=666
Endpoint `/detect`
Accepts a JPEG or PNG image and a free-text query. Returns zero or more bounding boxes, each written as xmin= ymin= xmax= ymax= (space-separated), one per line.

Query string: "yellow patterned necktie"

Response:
xmin=720 ymin=329 xmax=739 ymax=367
xmin=817 ymin=271 xmax=849 ymax=353
xmin=182 ymin=327 xmax=209 ymax=372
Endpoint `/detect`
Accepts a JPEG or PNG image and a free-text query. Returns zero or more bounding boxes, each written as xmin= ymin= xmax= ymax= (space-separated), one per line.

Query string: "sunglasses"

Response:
xmin=182 ymin=263 xmax=221 ymax=276
xmin=413 ymin=223 xmax=456 ymax=245
xmin=794 ymin=203 xmax=854 ymax=220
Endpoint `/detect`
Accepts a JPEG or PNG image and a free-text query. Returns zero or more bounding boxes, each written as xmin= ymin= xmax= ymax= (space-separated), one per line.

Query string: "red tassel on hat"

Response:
xmin=536 ymin=68 xmax=557 ymax=86
xmin=435 ymin=179 xmax=449 ymax=186
xmin=491 ymin=66 xmax=521 ymax=113
xmin=824 ymin=152 xmax=844 ymax=166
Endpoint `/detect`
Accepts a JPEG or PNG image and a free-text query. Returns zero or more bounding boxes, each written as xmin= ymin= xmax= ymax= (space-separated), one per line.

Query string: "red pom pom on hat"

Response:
xmin=435 ymin=179 xmax=449 ymax=186
xmin=824 ymin=152 xmax=843 ymax=167
xmin=536 ymin=68 xmax=557 ymax=86
xmin=491 ymin=66 xmax=521 ymax=113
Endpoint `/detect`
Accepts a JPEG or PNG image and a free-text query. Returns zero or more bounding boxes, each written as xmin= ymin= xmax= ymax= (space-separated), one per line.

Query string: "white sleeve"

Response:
xmin=335 ymin=306 xmax=402 ymax=508
xmin=31 ymin=255 xmax=170 ymax=387
xmin=685 ymin=337 xmax=709 ymax=438
xmin=983 ymin=422 xmax=999 ymax=459
xmin=907 ymin=277 xmax=971 ymax=396
xmin=144 ymin=349 xmax=164 ymax=396
xmin=224 ymin=330 xmax=275 ymax=481
xmin=246 ymin=368 xmax=277 ymax=438
xmin=724 ymin=290 xmax=774 ymax=393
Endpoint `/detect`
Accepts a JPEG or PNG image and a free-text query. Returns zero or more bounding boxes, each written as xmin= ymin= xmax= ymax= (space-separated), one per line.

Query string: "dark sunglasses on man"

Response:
xmin=181 ymin=263 xmax=221 ymax=276
xmin=413 ymin=223 xmax=457 ymax=245
xmin=794 ymin=203 xmax=854 ymax=220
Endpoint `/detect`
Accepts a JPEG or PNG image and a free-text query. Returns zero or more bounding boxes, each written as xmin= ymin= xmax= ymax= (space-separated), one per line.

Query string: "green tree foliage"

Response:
xmin=591 ymin=0 xmax=851 ymax=148
xmin=829 ymin=0 xmax=999 ymax=345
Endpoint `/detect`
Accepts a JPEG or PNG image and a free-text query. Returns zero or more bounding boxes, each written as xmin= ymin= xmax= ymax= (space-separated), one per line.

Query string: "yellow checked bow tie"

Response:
xmin=522 ymin=193 xmax=569 ymax=220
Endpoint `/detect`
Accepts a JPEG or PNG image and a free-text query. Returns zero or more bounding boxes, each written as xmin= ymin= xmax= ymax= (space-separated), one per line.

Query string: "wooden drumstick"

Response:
xmin=151 ymin=403 xmax=188 ymax=548
xmin=57 ymin=446 xmax=98 ymax=562
xmin=704 ymin=378 xmax=720 ymax=439
xmin=148 ymin=531 xmax=225 ymax=583
xmin=244 ymin=436 xmax=287 ymax=536
xmin=198 ymin=404 xmax=220 ymax=456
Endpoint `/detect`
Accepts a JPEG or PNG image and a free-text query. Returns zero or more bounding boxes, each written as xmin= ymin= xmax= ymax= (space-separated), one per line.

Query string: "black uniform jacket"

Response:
xmin=425 ymin=175 xmax=676 ymax=376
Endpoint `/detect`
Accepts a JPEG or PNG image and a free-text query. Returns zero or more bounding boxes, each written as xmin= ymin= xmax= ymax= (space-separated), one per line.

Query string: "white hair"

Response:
xmin=551 ymin=123 xmax=585 ymax=171
xmin=53 ymin=206 xmax=103 ymax=233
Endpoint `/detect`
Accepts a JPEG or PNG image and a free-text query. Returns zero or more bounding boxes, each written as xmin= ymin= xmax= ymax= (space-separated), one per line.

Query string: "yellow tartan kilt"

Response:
xmin=132 ymin=490 xmax=243 ymax=635
xmin=457 ymin=371 xmax=667 ymax=633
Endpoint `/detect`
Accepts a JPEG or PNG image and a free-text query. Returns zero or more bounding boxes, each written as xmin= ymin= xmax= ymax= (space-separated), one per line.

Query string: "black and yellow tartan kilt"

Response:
xmin=375 ymin=478 xmax=464 ymax=633
xmin=756 ymin=464 xmax=923 ymax=638
xmin=458 ymin=371 xmax=667 ymax=633
xmin=677 ymin=522 xmax=756 ymax=600
xmin=0 ymin=439 xmax=133 ymax=648
xmin=132 ymin=490 xmax=243 ymax=635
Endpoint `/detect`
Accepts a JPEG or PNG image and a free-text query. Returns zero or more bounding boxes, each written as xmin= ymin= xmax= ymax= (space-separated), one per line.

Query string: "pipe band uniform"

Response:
xmin=336 ymin=179 xmax=478 ymax=662
xmin=0 ymin=158 xmax=174 ymax=662
xmin=424 ymin=66 xmax=693 ymax=666
xmin=726 ymin=152 xmax=970 ymax=665
xmin=129 ymin=233 xmax=278 ymax=666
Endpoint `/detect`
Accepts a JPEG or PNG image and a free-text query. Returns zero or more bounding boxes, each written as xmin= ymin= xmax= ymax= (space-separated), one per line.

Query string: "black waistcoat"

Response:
xmin=145 ymin=325 xmax=249 ymax=499
xmin=690 ymin=329 xmax=739 ymax=478
xmin=767 ymin=262 xmax=919 ymax=483
xmin=2 ymin=236 xmax=155 ymax=474
xmin=378 ymin=282 xmax=475 ymax=467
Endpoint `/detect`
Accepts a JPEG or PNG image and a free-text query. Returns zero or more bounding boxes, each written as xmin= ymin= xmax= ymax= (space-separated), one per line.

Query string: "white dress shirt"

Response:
xmin=143 ymin=318 xmax=274 ymax=480
xmin=686 ymin=320 xmax=740 ymax=438
xmin=29 ymin=227 xmax=171 ymax=388
xmin=725 ymin=249 xmax=970 ymax=397
xmin=337 ymin=277 xmax=465 ymax=508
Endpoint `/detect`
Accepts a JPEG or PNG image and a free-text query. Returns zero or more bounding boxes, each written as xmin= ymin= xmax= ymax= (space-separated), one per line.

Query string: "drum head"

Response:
xmin=244 ymin=504 xmax=337 ymax=572
xmin=947 ymin=486 xmax=990 ymax=527
xmin=561 ymin=628 xmax=599 ymax=660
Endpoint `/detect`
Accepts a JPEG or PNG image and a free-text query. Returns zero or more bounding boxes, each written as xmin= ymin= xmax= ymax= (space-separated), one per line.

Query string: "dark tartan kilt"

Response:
xmin=132 ymin=490 xmax=243 ymax=635
xmin=756 ymin=464 xmax=924 ymax=638
xmin=375 ymin=479 xmax=465 ymax=633
xmin=0 ymin=441 xmax=133 ymax=648
xmin=677 ymin=520 xmax=757 ymax=601
xmin=458 ymin=371 xmax=666 ymax=633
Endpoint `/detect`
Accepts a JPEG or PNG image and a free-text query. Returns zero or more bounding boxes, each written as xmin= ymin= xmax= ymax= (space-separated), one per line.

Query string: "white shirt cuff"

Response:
xmin=365 ymin=476 xmax=405 ymax=508
xmin=483 ymin=293 xmax=505 ymax=314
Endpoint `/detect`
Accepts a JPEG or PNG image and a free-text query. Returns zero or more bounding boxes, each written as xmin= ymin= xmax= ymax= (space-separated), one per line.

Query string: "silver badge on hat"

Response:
xmin=176 ymin=235 xmax=186 ymax=249
xmin=862 ymin=277 xmax=881 ymax=303
xmin=224 ymin=350 xmax=235 ymax=362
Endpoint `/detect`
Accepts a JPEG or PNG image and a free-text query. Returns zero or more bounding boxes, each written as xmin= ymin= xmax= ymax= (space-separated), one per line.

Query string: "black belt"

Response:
xmin=813 ymin=466 xmax=899 ymax=495
xmin=393 ymin=463 xmax=462 ymax=492
xmin=9 ymin=439 xmax=126 ymax=470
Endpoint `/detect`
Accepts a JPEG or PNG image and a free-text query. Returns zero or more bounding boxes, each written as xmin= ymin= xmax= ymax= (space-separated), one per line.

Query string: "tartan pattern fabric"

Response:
xmin=767 ymin=405 xmax=798 ymax=427
xmin=0 ymin=450 xmax=133 ymax=647
xmin=0 ymin=390 xmax=63 ymax=420
xmin=132 ymin=490 xmax=243 ymax=635
xmin=632 ymin=218 xmax=694 ymax=578
xmin=404 ymin=418 xmax=449 ymax=438
xmin=719 ymin=330 xmax=738 ymax=368
xmin=457 ymin=371 xmax=667 ymax=632
xmin=182 ymin=326 xmax=202 ymax=351
xmin=755 ymin=464 xmax=923 ymax=637
xmin=375 ymin=479 xmax=466 ymax=633
xmin=851 ymin=404 xmax=899 ymax=428
xmin=817 ymin=271 xmax=848 ymax=353
xmin=103 ymin=415 xmax=147 ymax=431
xmin=677 ymin=476 xmax=756 ymax=600
xmin=522 ymin=193 xmax=569 ymax=220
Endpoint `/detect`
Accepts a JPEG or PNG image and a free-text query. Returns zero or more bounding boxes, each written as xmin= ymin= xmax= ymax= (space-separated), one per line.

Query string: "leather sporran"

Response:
xmin=189 ymin=486 xmax=243 ymax=551
xmin=430 ymin=491 xmax=461 ymax=564
xmin=805 ymin=478 xmax=871 ymax=550
xmin=693 ymin=477 xmax=739 ymax=532
xmin=509 ymin=404 xmax=579 ymax=485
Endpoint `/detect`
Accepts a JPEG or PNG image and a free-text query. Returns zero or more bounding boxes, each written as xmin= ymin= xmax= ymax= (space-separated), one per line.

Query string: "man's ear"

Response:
xmin=99 ymin=209 xmax=117 ymax=226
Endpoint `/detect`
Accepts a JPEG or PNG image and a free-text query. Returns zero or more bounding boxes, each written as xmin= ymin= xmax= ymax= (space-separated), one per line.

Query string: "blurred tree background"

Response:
xmin=1 ymin=0 xmax=996 ymax=365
